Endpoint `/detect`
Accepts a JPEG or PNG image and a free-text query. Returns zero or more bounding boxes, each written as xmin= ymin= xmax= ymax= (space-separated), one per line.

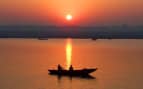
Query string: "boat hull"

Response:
xmin=48 ymin=68 xmax=97 ymax=76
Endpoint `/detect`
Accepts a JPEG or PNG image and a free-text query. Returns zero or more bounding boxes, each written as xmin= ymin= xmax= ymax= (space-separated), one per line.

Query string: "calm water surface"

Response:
xmin=0 ymin=39 xmax=143 ymax=89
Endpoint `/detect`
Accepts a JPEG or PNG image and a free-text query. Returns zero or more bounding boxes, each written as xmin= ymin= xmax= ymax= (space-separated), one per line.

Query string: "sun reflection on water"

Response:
xmin=66 ymin=39 xmax=72 ymax=69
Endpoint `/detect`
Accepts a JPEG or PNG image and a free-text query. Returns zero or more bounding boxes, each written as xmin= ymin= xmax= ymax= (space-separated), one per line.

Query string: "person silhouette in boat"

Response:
xmin=58 ymin=64 xmax=63 ymax=71
xmin=69 ymin=65 xmax=74 ymax=71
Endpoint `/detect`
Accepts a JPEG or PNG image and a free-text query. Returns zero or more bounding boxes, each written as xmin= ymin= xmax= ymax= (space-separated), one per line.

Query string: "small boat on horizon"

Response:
xmin=38 ymin=37 xmax=48 ymax=40
xmin=48 ymin=65 xmax=97 ymax=77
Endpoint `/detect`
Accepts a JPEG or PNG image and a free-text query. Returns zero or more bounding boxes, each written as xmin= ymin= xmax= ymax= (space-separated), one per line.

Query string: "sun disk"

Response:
xmin=66 ymin=14 xmax=73 ymax=21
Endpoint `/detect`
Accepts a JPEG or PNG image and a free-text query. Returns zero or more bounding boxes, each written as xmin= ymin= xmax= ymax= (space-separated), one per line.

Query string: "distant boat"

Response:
xmin=38 ymin=37 xmax=48 ymax=40
xmin=48 ymin=68 xmax=97 ymax=77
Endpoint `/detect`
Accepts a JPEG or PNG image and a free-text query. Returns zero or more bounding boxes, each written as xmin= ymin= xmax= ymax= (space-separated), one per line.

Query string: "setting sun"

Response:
xmin=66 ymin=14 xmax=73 ymax=21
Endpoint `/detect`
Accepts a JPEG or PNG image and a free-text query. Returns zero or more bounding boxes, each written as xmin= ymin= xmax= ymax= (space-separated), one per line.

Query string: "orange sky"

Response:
xmin=0 ymin=0 xmax=143 ymax=25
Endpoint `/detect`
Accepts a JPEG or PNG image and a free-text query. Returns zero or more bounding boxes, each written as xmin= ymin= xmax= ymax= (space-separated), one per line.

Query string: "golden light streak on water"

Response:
xmin=66 ymin=39 xmax=72 ymax=69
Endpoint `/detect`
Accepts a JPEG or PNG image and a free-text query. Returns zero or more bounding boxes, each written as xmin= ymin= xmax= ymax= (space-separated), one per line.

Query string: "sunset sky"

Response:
xmin=0 ymin=0 xmax=143 ymax=25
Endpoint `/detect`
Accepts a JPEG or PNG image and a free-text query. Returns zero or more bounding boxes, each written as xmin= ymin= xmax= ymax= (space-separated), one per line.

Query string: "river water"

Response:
xmin=0 ymin=39 xmax=143 ymax=89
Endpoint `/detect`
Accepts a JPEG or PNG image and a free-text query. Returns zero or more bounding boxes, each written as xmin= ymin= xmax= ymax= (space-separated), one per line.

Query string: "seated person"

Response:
xmin=69 ymin=65 xmax=74 ymax=71
xmin=58 ymin=64 xmax=63 ymax=71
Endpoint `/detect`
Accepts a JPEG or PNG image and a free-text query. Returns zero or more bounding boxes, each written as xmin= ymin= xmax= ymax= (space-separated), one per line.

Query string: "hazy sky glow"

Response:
xmin=0 ymin=0 xmax=143 ymax=25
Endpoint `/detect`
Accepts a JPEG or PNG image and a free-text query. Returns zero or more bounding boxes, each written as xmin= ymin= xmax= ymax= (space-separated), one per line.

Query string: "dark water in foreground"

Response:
xmin=0 ymin=39 xmax=143 ymax=89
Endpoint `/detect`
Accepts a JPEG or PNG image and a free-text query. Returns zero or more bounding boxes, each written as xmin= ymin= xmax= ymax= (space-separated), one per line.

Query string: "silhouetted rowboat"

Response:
xmin=48 ymin=68 xmax=97 ymax=77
